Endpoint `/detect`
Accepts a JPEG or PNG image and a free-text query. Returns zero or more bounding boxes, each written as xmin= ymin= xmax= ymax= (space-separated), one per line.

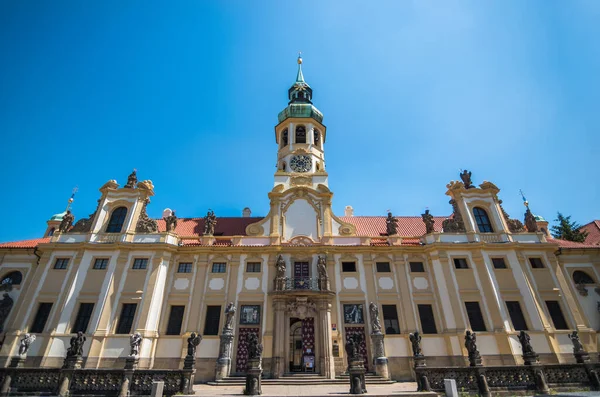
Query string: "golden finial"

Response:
xmin=297 ymin=52 xmax=302 ymax=64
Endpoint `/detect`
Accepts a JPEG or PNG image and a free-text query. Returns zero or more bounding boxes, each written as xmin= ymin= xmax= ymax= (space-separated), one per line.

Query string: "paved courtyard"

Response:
xmin=192 ymin=382 xmax=430 ymax=397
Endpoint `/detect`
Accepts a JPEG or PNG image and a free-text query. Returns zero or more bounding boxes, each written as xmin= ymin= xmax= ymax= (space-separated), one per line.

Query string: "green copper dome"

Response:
xmin=49 ymin=211 xmax=67 ymax=221
xmin=278 ymin=55 xmax=323 ymax=124
xmin=534 ymin=214 xmax=546 ymax=222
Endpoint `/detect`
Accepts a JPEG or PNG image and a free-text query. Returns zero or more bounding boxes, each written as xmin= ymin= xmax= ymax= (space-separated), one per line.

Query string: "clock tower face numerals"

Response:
xmin=290 ymin=155 xmax=312 ymax=173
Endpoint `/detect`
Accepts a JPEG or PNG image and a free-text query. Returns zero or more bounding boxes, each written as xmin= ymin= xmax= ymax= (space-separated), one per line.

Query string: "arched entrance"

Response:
xmin=289 ymin=317 xmax=315 ymax=373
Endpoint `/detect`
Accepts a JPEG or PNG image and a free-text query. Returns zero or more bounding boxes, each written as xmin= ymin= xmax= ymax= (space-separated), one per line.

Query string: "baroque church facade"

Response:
xmin=0 ymin=57 xmax=599 ymax=382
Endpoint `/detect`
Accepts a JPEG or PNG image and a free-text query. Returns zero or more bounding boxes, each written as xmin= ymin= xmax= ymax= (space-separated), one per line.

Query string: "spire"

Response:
xmin=296 ymin=52 xmax=305 ymax=83
xmin=65 ymin=186 xmax=78 ymax=211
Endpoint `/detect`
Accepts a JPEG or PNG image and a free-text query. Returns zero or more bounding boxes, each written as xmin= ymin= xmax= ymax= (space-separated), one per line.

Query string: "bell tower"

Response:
xmin=274 ymin=54 xmax=328 ymax=190
xmin=246 ymin=55 xmax=355 ymax=243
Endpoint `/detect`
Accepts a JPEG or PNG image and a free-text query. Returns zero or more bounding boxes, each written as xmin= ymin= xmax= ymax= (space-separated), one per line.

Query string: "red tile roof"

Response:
xmin=548 ymin=238 xmax=600 ymax=249
xmin=340 ymin=216 xmax=446 ymax=237
xmin=580 ymin=220 xmax=600 ymax=246
xmin=156 ymin=217 xmax=263 ymax=236
xmin=0 ymin=237 xmax=51 ymax=249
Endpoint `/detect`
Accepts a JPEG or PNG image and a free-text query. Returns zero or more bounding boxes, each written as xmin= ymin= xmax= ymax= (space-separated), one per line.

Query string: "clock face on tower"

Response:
xmin=290 ymin=155 xmax=312 ymax=172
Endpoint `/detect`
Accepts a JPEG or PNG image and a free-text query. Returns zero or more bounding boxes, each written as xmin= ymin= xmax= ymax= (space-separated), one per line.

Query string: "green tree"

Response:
xmin=551 ymin=212 xmax=589 ymax=243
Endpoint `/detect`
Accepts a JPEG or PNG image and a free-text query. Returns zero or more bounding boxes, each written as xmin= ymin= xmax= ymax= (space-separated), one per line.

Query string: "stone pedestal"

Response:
xmin=215 ymin=331 xmax=234 ymax=380
xmin=318 ymin=276 xmax=330 ymax=291
xmin=244 ymin=358 xmax=262 ymax=395
xmin=124 ymin=356 xmax=139 ymax=370
xmin=9 ymin=356 xmax=26 ymax=368
xmin=0 ymin=372 xmax=12 ymax=395
xmin=468 ymin=351 xmax=483 ymax=367
xmin=533 ymin=367 xmax=549 ymax=394
xmin=119 ymin=369 xmax=133 ymax=397
xmin=413 ymin=355 xmax=426 ymax=368
xmin=522 ymin=352 xmax=539 ymax=366
xmin=348 ymin=359 xmax=367 ymax=395
xmin=58 ymin=371 xmax=73 ymax=397
xmin=182 ymin=369 xmax=196 ymax=394
xmin=183 ymin=355 xmax=196 ymax=370
xmin=62 ymin=355 xmax=83 ymax=369
xmin=370 ymin=333 xmax=389 ymax=379
xmin=574 ymin=350 xmax=591 ymax=364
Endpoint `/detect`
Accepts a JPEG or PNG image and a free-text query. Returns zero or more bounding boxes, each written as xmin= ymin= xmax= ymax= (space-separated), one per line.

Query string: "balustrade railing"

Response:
xmin=274 ymin=276 xmax=328 ymax=291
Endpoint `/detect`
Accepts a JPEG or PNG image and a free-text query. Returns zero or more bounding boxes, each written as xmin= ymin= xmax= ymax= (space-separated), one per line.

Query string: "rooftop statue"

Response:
xmin=164 ymin=210 xmax=178 ymax=233
xmin=524 ymin=207 xmax=538 ymax=233
xmin=204 ymin=209 xmax=217 ymax=236
xmin=386 ymin=212 xmax=398 ymax=236
xmin=136 ymin=198 xmax=159 ymax=233
xmin=442 ymin=199 xmax=466 ymax=233
xmin=499 ymin=200 xmax=525 ymax=233
xmin=58 ymin=210 xmax=75 ymax=233
xmin=460 ymin=169 xmax=474 ymax=189
xmin=71 ymin=200 xmax=101 ymax=233
xmin=124 ymin=169 xmax=138 ymax=188
xmin=421 ymin=209 xmax=435 ymax=234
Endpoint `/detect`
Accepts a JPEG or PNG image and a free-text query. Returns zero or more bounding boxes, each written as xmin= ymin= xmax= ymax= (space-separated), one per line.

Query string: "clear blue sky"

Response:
xmin=0 ymin=1 xmax=598 ymax=242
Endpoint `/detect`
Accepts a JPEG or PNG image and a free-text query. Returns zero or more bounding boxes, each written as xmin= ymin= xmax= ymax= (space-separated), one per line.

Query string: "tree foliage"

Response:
xmin=551 ymin=212 xmax=588 ymax=243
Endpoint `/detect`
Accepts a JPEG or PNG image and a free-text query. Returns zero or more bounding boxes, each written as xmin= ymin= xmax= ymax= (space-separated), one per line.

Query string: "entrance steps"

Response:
xmin=207 ymin=372 xmax=396 ymax=386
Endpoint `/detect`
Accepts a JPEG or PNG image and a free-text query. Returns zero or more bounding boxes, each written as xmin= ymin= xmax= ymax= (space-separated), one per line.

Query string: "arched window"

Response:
xmin=314 ymin=129 xmax=320 ymax=145
xmin=295 ymin=126 xmax=306 ymax=144
xmin=573 ymin=270 xmax=595 ymax=284
xmin=473 ymin=207 xmax=493 ymax=233
xmin=1 ymin=271 xmax=23 ymax=286
xmin=282 ymin=129 xmax=288 ymax=147
xmin=47 ymin=228 xmax=55 ymax=237
xmin=106 ymin=207 xmax=128 ymax=233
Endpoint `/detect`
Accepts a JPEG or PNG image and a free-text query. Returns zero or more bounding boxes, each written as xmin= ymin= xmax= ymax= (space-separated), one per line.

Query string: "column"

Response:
xmin=317 ymin=299 xmax=335 ymax=379
xmin=271 ymin=298 xmax=286 ymax=378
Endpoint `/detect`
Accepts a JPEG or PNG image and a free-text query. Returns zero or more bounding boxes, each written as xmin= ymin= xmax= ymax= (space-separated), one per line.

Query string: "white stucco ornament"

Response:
xmin=244 ymin=277 xmax=260 ymax=290
xmin=378 ymin=277 xmax=394 ymax=290
xmin=413 ymin=277 xmax=429 ymax=290
xmin=173 ymin=278 xmax=190 ymax=290
xmin=343 ymin=277 xmax=359 ymax=289
xmin=209 ymin=278 xmax=225 ymax=291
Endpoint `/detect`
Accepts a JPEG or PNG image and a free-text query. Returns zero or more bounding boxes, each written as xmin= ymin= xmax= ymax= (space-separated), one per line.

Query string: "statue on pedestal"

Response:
xmin=275 ymin=255 xmax=286 ymax=291
xmin=187 ymin=333 xmax=202 ymax=358
xmin=18 ymin=333 xmax=36 ymax=356
xmin=464 ymin=330 xmax=482 ymax=366
xmin=421 ymin=209 xmax=435 ymax=234
xmin=369 ymin=302 xmax=382 ymax=334
xmin=224 ymin=302 xmax=236 ymax=331
xmin=524 ymin=207 xmax=538 ymax=233
xmin=409 ymin=331 xmax=423 ymax=357
xmin=124 ymin=169 xmax=138 ymax=188
xmin=58 ymin=210 xmax=75 ymax=233
xmin=164 ymin=210 xmax=178 ymax=232
xmin=386 ymin=212 xmax=398 ymax=236
xmin=129 ymin=332 xmax=142 ymax=357
xmin=247 ymin=333 xmax=263 ymax=360
xmin=136 ymin=199 xmax=158 ymax=233
xmin=66 ymin=332 xmax=86 ymax=358
xmin=460 ymin=170 xmax=474 ymax=189
xmin=442 ymin=199 xmax=466 ymax=233
xmin=204 ymin=209 xmax=217 ymax=235
xmin=568 ymin=331 xmax=584 ymax=353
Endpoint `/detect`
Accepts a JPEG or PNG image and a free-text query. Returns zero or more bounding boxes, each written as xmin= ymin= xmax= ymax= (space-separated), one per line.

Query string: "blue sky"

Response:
xmin=0 ymin=1 xmax=598 ymax=242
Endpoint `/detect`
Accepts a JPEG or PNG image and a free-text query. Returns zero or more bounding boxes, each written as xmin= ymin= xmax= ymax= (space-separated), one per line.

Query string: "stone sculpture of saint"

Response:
xmin=66 ymin=331 xmax=86 ymax=357
xmin=18 ymin=333 xmax=36 ymax=356
xmin=369 ymin=302 xmax=382 ymax=334
xmin=59 ymin=210 xmax=75 ymax=233
xmin=125 ymin=169 xmax=138 ymax=188
xmin=317 ymin=255 xmax=328 ymax=279
xmin=518 ymin=330 xmax=535 ymax=355
xmin=187 ymin=332 xmax=202 ymax=357
xmin=275 ymin=255 xmax=286 ymax=279
xmin=409 ymin=331 xmax=423 ymax=357
xmin=460 ymin=169 xmax=474 ymax=189
xmin=421 ymin=209 xmax=435 ymax=234
xmin=524 ymin=207 xmax=538 ymax=233
xmin=568 ymin=331 xmax=585 ymax=353
xmin=224 ymin=302 xmax=236 ymax=331
xmin=247 ymin=332 xmax=263 ymax=359
xmin=386 ymin=212 xmax=398 ymax=236
xmin=164 ymin=210 xmax=178 ymax=232
xmin=130 ymin=332 xmax=142 ymax=356
xmin=0 ymin=293 xmax=14 ymax=333
xmin=204 ymin=209 xmax=217 ymax=235
xmin=464 ymin=330 xmax=478 ymax=355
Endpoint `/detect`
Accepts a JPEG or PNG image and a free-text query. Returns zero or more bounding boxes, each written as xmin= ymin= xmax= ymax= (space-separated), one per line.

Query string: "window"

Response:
xmin=491 ymin=258 xmax=507 ymax=269
xmin=54 ymin=258 xmax=69 ymax=270
xmin=93 ymin=258 xmax=109 ymax=270
xmin=116 ymin=303 xmax=137 ymax=334
xmin=30 ymin=302 xmax=53 ymax=333
xmin=106 ymin=206 xmax=127 ymax=233
xmin=573 ymin=271 xmax=595 ymax=284
xmin=376 ymin=262 xmax=391 ymax=272
xmin=410 ymin=262 xmax=425 ymax=272
xmin=71 ymin=303 xmax=95 ymax=333
xmin=166 ymin=306 xmax=185 ymax=335
xmin=282 ymin=129 xmax=288 ymax=147
xmin=295 ymin=126 xmax=306 ymax=143
xmin=246 ymin=262 xmax=261 ymax=273
xmin=211 ymin=263 xmax=226 ymax=273
xmin=506 ymin=301 xmax=528 ymax=331
xmin=465 ymin=302 xmax=487 ymax=331
xmin=47 ymin=227 xmax=55 ymax=237
xmin=453 ymin=258 xmax=469 ymax=269
xmin=545 ymin=301 xmax=569 ymax=330
xmin=314 ymin=129 xmax=320 ymax=145
xmin=203 ymin=305 xmax=222 ymax=335
xmin=529 ymin=257 xmax=544 ymax=269
xmin=1 ymin=271 xmax=23 ymax=286
xmin=177 ymin=263 xmax=192 ymax=273
xmin=342 ymin=262 xmax=356 ymax=272
xmin=473 ymin=207 xmax=494 ymax=233
xmin=132 ymin=258 xmax=148 ymax=270
xmin=382 ymin=305 xmax=400 ymax=334
xmin=417 ymin=304 xmax=437 ymax=334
